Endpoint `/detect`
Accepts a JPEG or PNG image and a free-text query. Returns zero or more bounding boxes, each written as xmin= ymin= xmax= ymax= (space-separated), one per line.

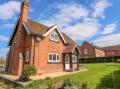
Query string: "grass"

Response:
xmin=16 ymin=63 xmax=120 ymax=89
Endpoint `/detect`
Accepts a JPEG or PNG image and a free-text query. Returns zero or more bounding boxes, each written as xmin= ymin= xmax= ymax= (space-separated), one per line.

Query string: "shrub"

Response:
xmin=20 ymin=64 xmax=37 ymax=81
xmin=0 ymin=81 xmax=7 ymax=89
xmin=61 ymin=78 xmax=81 ymax=89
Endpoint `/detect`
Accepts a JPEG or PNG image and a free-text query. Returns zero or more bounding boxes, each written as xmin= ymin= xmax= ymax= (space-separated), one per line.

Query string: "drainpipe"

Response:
xmin=33 ymin=37 xmax=35 ymax=67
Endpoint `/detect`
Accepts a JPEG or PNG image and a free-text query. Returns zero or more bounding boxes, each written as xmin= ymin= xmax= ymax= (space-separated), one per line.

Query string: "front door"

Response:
xmin=65 ymin=54 xmax=70 ymax=70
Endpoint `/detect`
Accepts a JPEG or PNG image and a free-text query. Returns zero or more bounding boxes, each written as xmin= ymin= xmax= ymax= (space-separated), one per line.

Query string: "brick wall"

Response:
xmin=33 ymin=29 xmax=66 ymax=74
xmin=80 ymin=42 xmax=96 ymax=58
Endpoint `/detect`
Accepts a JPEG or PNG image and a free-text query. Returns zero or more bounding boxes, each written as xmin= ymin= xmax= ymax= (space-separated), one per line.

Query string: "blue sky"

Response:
xmin=0 ymin=0 xmax=120 ymax=58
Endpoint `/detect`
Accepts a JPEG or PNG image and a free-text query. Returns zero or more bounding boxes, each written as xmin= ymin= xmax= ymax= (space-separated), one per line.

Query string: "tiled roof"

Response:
xmin=61 ymin=32 xmax=76 ymax=45
xmin=101 ymin=45 xmax=120 ymax=51
xmin=25 ymin=19 xmax=76 ymax=45
xmin=24 ymin=19 xmax=49 ymax=36
xmin=63 ymin=45 xmax=76 ymax=53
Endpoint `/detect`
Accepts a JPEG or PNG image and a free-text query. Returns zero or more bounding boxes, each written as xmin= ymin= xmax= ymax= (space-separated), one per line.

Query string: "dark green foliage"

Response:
xmin=79 ymin=57 xmax=116 ymax=63
xmin=20 ymin=65 xmax=37 ymax=81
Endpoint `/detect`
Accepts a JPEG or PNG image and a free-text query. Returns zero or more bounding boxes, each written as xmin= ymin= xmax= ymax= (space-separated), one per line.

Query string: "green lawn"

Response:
xmin=16 ymin=63 xmax=120 ymax=89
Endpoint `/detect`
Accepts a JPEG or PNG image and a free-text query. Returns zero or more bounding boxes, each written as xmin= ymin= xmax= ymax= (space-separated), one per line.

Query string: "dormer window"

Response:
xmin=50 ymin=33 xmax=58 ymax=42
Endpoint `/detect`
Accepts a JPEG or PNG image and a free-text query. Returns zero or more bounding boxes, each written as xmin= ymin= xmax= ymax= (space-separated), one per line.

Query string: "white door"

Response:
xmin=65 ymin=54 xmax=70 ymax=70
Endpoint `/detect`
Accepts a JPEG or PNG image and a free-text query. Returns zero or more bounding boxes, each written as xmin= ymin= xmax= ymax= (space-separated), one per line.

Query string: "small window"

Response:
xmin=48 ymin=53 xmax=60 ymax=63
xmin=72 ymin=55 xmax=77 ymax=63
xmin=84 ymin=49 xmax=88 ymax=54
xmin=50 ymin=33 xmax=58 ymax=41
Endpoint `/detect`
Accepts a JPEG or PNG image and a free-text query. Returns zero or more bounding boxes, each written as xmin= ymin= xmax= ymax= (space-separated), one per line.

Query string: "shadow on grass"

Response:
xmin=96 ymin=69 xmax=120 ymax=89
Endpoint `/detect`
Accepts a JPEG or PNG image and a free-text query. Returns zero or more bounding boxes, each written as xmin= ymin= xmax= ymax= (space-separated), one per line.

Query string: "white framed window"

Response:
xmin=50 ymin=33 xmax=58 ymax=41
xmin=72 ymin=55 xmax=77 ymax=63
xmin=48 ymin=53 xmax=60 ymax=62
xmin=84 ymin=49 xmax=88 ymax=54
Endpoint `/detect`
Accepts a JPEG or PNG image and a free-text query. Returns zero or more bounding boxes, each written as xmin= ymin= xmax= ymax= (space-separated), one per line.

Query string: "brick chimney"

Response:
xmin=20 ymin=0 xmax=29 ymax=22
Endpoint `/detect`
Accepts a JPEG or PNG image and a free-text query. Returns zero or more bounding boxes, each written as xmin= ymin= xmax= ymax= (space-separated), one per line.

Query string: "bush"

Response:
xmin=61 ymin=78 xmax=81 ymax=89
xmin=20 ymin=65 xmax=37 ymax=81
xmin=0 ymin=81 xmax=7 ymax=89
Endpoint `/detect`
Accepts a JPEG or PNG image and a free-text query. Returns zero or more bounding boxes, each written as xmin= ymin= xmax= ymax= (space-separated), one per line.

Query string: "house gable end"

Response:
xmin=44 ymin=25 xmax=67 ymax=44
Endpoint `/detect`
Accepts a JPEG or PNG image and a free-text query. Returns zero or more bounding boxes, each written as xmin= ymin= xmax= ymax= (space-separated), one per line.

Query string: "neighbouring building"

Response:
xmin=6 ymin=0 xmax=80 ymax=76
xmin=80 ymin=41 xmax=120 ymax=59
xmin=101 ymin=45 xmax=120 ymax=57
xmin=80 ymin=41 xmax=105 ymax=59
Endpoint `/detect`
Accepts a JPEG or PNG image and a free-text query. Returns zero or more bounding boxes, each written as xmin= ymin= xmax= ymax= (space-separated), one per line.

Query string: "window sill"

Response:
xmin=72 ymin=62 xmax=77 ymax=64
xmin=50 ymin=39 xmax=59 ymax=43
xmin=48 ymin=62 xmax=61 ymax=64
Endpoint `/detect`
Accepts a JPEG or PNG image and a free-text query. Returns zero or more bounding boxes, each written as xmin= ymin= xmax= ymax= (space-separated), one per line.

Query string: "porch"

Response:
xmin=63 ymin=45 xmax=81 ymax=71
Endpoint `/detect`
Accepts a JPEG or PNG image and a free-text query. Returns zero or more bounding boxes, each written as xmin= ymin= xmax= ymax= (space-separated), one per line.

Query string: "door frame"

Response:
xmin=64 ymin=54 xmax=72 ymax=71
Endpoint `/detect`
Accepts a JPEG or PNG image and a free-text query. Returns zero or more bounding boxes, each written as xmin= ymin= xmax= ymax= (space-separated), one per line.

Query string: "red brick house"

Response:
xmin=80 ymin=41 xmax=120 ymax=59
xmin=101 ymin=45 xmax=120 ymax=57
xmin=80 ymin=41 xmax=105 ymax=58
xmin=6 ymin=0 xmax=80 ymax=76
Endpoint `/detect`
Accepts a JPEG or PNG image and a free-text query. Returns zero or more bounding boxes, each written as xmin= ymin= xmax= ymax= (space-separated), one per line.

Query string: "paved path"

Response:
xmin=0 ymin=68 xmax=87 ymax=86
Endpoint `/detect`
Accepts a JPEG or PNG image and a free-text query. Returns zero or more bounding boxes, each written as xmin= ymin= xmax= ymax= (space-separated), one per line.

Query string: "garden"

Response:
xmin=0 ymin=63 xmax=120 ymax=89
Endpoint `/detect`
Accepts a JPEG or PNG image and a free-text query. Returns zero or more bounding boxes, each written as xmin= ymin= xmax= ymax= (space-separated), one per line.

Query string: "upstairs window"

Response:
xmin=84 ymin=49 xmax=88 ymax=54
xmin=50 ymin=33 xmax=58 ymax=41
xmin=48 ymin=53 xmax=60 ymax=63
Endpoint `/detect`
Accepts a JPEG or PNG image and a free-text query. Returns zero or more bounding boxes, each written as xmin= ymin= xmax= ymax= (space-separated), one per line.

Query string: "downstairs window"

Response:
xmin=48 ymin=53 xmax=60 ymax=63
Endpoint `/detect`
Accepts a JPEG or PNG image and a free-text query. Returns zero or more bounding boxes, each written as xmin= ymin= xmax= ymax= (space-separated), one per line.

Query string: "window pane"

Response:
xmin=51 ymin=34 xmax=54 ymax=39
xmin=54 ymin=35 xmax=57 ymax=40
xmin=57 ymin=55 xmax=59 ymax=61
xmin=49 ymin=54 xmax=52 ymax=60
xmin=53 ymin=54 xmax=56 ymax=61
xmin=51 ymin=34 xmax=58 ymax=41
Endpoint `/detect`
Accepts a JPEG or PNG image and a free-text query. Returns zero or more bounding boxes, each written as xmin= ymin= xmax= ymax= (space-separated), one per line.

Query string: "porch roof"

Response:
xmin=63 ymin=45 xmax=81 ymax=54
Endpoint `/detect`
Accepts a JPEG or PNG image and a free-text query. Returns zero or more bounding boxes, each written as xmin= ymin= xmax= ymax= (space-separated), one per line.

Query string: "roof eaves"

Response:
xmin=23 ymin=22 xmax=31 ymax=35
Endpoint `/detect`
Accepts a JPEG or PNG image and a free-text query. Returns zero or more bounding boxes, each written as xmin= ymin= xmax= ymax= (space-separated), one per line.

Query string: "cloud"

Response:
xmin=63 ymin=19 xmax=101 ymax=40
xmin=0 ymin=35 xmax=9 ymax=42
xmin=0 ymin=1 xmax=20 ymax=20
xmin=92 ymin=33 xmax=120 ymax=47
xmin=92 ymin=0 xmax=111 ymax=19
xmin=101 ymin=22 xmax=117 ymax=34
xmin=40 ymin=2 xmax=89 ymax=27
xmin=0 ymin=23 xmax=14 ymax=29
xmin=40 ymin=2 xmax=101 ymax=40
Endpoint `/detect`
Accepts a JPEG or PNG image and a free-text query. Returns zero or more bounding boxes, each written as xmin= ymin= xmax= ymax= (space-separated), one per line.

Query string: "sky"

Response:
xmin=0 ymin=0 xmax=120 ymax=58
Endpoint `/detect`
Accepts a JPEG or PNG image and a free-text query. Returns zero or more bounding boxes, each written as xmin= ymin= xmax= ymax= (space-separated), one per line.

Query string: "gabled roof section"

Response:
xmin=81 ymin=41 xmax=103 ymax=50
xmin=63 ymin=44 xmax=81 ymax=54
xmin=24 ymin=20 xmax=68 ymax=44
xmin=23 ymin=19 xmax=49 ymax=36
xmin=101 ymin=45 xmax=120 ymax=51
xmin=43 ymin=25 xmax=67 ymax=44
xmin=62 ymin=32 xmax=76 ymax=45
xmin=9 ymin=18 xmax=77 ymax=46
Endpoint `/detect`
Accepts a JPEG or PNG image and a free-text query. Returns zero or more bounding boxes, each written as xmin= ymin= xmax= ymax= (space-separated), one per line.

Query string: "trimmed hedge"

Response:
xmin=79 ymin=57 xmax=117 ymax=63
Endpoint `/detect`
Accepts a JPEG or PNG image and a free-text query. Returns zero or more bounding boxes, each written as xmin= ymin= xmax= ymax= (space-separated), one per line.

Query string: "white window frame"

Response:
xmin=50 ymin=33 xmax=58 ymax=42
xmin=84 ymin=49 xmax=88 ymax=54
xmin=48 ymin=53 xmax=60 ymax=63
